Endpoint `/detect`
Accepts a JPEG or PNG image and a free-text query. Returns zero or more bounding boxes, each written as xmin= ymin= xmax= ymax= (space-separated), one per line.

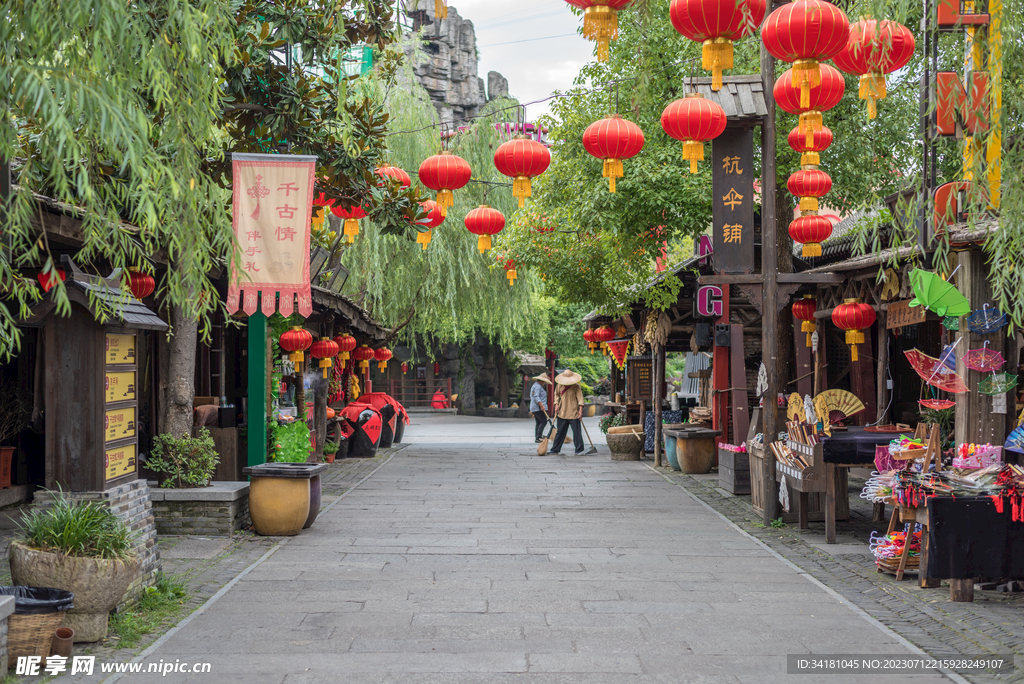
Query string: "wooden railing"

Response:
xmin=389 ymin=378 xmax=453 ymax=407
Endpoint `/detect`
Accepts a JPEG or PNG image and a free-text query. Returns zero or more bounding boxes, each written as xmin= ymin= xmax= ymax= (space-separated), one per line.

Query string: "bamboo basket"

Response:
xmin=8 ymin=611 xmax=65 ymax=659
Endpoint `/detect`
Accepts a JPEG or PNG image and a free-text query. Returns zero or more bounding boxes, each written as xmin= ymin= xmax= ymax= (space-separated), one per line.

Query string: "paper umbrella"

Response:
xmin=908 ymin=269 xmax=971 ymax=317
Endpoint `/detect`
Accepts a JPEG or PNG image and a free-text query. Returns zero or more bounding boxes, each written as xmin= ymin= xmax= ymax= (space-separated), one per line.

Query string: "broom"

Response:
xmin=580 ymin=418 xmax=599 ymax=455
xmin=536 ymin=411 xmax=555 ymax=456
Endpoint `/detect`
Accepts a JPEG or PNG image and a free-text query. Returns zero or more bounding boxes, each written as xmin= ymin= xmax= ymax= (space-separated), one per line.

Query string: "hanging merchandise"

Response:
xmin=464 ymin=206 xmax=506 ymax=253
xmin=493 ymin=136 xmax=551 ymax=207
xmin=791 ymin=295 xmax=818 ymax=347
xmin=127 ymin=269 xmax=155 ymax=300
xmin=966 ymin=304 xmax=1010 ymax=334
xmin=592 ymin=325 xmax=616 ymax=355
xmin=333 ymin=333 xmax=356 ymax=370
xmin=352 ymin=344 xmax=376 ymax=372
xmin=962 ymin=345 xmax=1006 ymax=372
xmin=832 ymin=18 xmax=916 ymax=119
xmin=309 ymin=337 xmax=340 ymax=379
xmin=762 ymin=0 xmax=851 ymax=108
xmin=563 ymin=0 xmax=634 ymax=62
xmin=606 ymin=338 xmax=631 ymax=370
xmin=787 ymin=124 xmax=833 ymax=167
xmin=773 ymin=64 xmax=846 ymax=147
xmin=668 ymin=0 xmax=767 ymax=90
xmin=789 ymin=214 xmax=834 ymax=257
xmin=831 ymin=299 xmax=875 ymax=362
xmin=418 ymin=151 xmax=472 ymax=216
xmin=942 ymin=315 xmax=960 ymax=331
xmin=812 ymin=389 xmax=866 ymax=423
xmin=787 ymin=168 xmax=833 ymax=212
xmin=376 ymin=164 xmax=412 ymax=189
xmin=979 ymin=373 xmax=1018 ymax=396
xmin=919 ymin=398 xmax=956 ymax=410
xmin=374 ymin=347 xmax=393 ymax=372
xmin=332 ymin=205 xmax=368 ymax=243
xmin=660 ymin=94 xmax=727 ymax=173
xmin=904 ymin=349 xmax=970 ymax=393
xmin=908 ymin=268 xmax=970 ymax=317
xmin=582 ymin=115 xmax=645 ymax=192
xmin=416 ymin=199 xmax=445 ymax=250
xmin=279 ymin=327 xmax=313 ymax=368
xmin=1005 ymin=426 xmax=1024 ymax=454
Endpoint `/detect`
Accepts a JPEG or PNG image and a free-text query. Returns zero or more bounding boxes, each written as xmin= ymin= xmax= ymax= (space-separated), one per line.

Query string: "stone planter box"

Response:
xmin=606 ymin=429 xmax=644 ymax=461
xmin=149 ymin=481 xmax=249 ymax=536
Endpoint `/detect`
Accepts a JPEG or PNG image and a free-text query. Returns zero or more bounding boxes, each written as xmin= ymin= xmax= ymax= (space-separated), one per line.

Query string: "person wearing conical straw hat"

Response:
xmin=549 ymin=369 xmax=585 ymax=455
xmin=530 ymin=373 xmax=552 ymax=443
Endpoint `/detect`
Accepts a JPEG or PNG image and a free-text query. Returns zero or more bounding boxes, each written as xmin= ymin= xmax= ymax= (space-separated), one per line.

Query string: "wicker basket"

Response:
xmin=8 ymin=611 xmax=65 ymax=659
xmin=876 ymin=555 xmax=920 ymax=575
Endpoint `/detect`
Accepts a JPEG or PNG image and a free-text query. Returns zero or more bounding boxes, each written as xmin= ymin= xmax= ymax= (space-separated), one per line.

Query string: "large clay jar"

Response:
xmin=9 ymin=541 xmax=138 ymax=642
xmin=678 ymin=436 xmax=717 ymax=474
xmin=248 ymin=477 xmax=311 ymax=536
xmin=303 ymin=475 xmax=322 ymax=529
xmin=342 ymin=404 xmax=382 ymax=458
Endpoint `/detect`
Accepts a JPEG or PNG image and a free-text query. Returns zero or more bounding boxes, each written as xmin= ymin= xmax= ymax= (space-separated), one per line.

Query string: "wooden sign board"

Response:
xmin=886 ymin=300 xmax=927 ymax=329
xmin=105 ymin=372 xmax=136 ymax=403
xmin=105 ymin=407 xmax=136 ymax=442
xmin=711 ymin=128 xmax=755 ymax=274
xmin=104 ymin=443 xmax=136 ymax=481
xmin=105 ymin=334 xmax=136 ymax=365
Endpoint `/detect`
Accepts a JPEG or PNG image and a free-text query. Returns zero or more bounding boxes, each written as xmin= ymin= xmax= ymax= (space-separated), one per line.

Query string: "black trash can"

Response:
xmin=0 ymin=586 xmax=75 ymax=659
xmin=341 ymin=404 xmax=382 ymax=458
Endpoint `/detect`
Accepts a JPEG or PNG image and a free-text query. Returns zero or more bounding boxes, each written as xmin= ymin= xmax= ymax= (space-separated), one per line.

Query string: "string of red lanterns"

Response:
xmin=832 ymin=18 xmax=915 ymax=119
xmin=762 ymin=0 xmax=850 ymax=109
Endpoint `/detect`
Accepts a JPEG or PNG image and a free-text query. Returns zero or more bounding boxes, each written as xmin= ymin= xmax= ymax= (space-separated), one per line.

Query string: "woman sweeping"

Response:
xmin=549 ymin=369 xmax=585 ymax=455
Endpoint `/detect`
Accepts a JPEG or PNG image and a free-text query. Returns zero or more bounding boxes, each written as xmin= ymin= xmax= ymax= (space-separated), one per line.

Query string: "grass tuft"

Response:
xmin=109 ymin=574 xmax=190 ymax=649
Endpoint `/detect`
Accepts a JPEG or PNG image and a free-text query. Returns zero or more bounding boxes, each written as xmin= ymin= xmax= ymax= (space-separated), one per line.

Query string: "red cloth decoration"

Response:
xmin=660 ymin=94 xmax=727 ymax=174
xmin=464 ymin=205 xmax=506 ymax=253
xmin=669 ymin=0 xmax=767 ymax=89
xmin=582 ymin=115 xmax=645 ymax=193
xmin=832 ymin=19 xmax=916 ymax=119
xmin=493 ymin=137 xmax=551 ymax=207
xmin=606 ymin=338 xmax=631 ymax=369
xmin=418 ymin=152 xmax=472 ymax=217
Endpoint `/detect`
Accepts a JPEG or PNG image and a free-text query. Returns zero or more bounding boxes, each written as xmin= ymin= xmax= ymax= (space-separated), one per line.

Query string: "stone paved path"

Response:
xmin=113 ymin=415 xmax=952 ymax=684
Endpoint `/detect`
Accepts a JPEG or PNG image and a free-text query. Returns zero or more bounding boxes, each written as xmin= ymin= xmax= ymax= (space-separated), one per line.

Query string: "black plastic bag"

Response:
xmin=0 ymin=586 xmax=75 ymax=614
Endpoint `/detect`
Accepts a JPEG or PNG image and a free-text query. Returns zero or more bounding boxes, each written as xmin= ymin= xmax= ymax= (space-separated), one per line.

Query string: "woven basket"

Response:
xmin=8 ymin=611 xmax=65 ymax=659
xmin=876 ymin=555 xmax=920 ymax=574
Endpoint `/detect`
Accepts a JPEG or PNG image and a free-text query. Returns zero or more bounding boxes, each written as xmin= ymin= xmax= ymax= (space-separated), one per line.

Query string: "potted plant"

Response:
xmin=10 ymin=491 xmax=139 ymax=642
xmin=0 ymin=378 xmax=29 ymax=488
xmin=146 ymin=429 xmax=219 ymax=488
xmin=322 ymin=440 xmax=340 ymax=464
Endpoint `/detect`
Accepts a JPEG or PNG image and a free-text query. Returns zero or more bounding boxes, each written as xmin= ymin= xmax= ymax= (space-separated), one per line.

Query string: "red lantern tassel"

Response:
xmin=513 ymin=176 xmax=531 ymax=207
xmin=702 ymin=38 xmax=733 ymax=91
xmin=344 ymin=218 xmax=360 ymax=243
xmin=506 ymin=268 xmax=517 ymax=285
xmin=416 ymin=229 xmax=432 ymax=250
xmin=799 ymin=111 xmax=823 ymax=148
xmin=801 ymin=242 xmax=822 ymax=258
xmin=603 ymin=158 xmax=623 ymax=192
xmin=792 ymin=59 xmax=821 ymax=110
xmin=477 ymin=235 xmax=491 ymax=253
xmin=683 ymin=140 xmax=704 ymax=174
xmin=583 ymin=5 xmax=618 ymax=62
xmin=436 ymin=189 xmax=454 ymax=216
xmin=859 ymin=73 xmax=887 ymax=120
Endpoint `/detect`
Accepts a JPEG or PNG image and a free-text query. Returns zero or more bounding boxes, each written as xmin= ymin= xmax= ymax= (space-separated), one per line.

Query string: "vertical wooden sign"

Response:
xmin=712 ymin=129 xmax=755 ymax=274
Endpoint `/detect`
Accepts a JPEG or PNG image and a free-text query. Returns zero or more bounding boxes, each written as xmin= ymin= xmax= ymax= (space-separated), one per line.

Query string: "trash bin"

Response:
xmin=243 ymin=463 xmax=327 ymax=536
xmin=0 ymin=586 xmax=74 ymax=659
xmin=341 ymin=404 xmax=382 ymax=458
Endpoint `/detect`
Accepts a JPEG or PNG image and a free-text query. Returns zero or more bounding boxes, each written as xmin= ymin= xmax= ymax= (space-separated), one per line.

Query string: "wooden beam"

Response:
xmin=698 ymin=273 xmax=844 ymax=285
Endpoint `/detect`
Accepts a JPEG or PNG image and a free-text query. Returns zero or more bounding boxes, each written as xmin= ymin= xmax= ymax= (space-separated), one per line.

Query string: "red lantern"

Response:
xmin=833 ymin=19 xmax=915 ymax=119
xmin=788 ymin=214 xmax=834 ymax=257
xmin=332 ymin=205 xmax=368 ymax=243
xmin=563 ymin=0 xmax=634 ymax=62
xmin=415 ymin=199 xmax=445 ymax=250
xmin=774 ymin=64 xmax=845 ymax=147
xmin=352 ymin=344 xmax=376 ymax=371
xmin=787 ymin=124 xmax=833 ymax=167
xmin=376 ymin=164 xmax=411 ymax=189
xmin=762 ymin=0 xmax=850 ymax=109
xmin=333 ymin=333 xmax=357 ymax=369
xmin=127 ymin=269 xmax=155 ymax=300
xmin=592 ymin=325 xmax=615 ymax=355
xmin=374 ymin=347 xmax=392 ymax=372
xmin=401 ymin=362 xmax=409 ymax=374
xmin=464 ymin=206 xmax=505 ymax=253
xmin=280 ymin=327 xmax=313 ymax=366
xmin=583 ymin=328 xmax=597 ymax=353
xmin=582 ymin=115 xmax=645 ymax=193
xmin=669 ymin=0 xmax=767 ymax=90
xmin=788 ymin=169 xmax=833 ymax=212
xmin=37 ymin=268 xmax=65 ymax=293
xmin=791 ymin=295 xmax=818 ymax=347
xmin=418 ymin=152 xmax=472 ymax=217
xmin=310 ymin=337 xmax=340 ymax=378
xmin=660 ymin=94 xmax=727 ymax=174
xmin=433 ymin=361 xmax=441 ymax=375
xmin=832 ymin=299 xmax=876 ymax=362
xmin=494 ymin=136 xmax=551 ymax=207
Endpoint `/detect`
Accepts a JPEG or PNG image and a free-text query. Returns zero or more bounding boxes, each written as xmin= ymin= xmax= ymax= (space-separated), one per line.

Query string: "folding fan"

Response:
xmin=978 ymin=373 xmax=1018 ymax=396
xmin=1005 ymin=425 xmax=1024 ymax=454
xmin=966 ymin=305 xmax=1009 ymax=334
xmin=962 ymin=346 xmax=1005 ymax=372
xmin=786 ymin=393 xmax=804 ymax=422
xmin=919 ymin=398 xmax=956 ymax=410
xmin=813 ymin=389 xmax=866 ymax=423
xmin=908 ymin=269 xmax=971 ymax=317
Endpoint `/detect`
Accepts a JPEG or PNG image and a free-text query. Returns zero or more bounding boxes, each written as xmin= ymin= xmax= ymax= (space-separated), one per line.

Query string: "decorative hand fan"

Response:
xmin=813 ymin=389 xmax=866 ymax=423
xmin=786 ymin=393 xmax=804 ymax=421
xmin=978 ymin=373 xmax=1018 ymax=396
xmin=908 ymin=269 xmax=971 ymax=317
xmin=1005 ymin=425 xmax=1024 ymax=454
xmin=904 ymin=349 xmax=970 ymax=393
xmin=941 ymin=316 xmax=959 ymax=331
xmin=919 ymin=399 xmax=955 ymax=410
xmin=962 ymin=346 xmax=1005 ymax=372
xmin=803 ymin=394 xmax=816 ymax=424
xmin=966 ymin=305 xmax=1009 ymax=334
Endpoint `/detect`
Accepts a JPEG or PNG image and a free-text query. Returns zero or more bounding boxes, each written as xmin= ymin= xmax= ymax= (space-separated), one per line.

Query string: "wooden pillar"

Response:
xmin=950 ymin=578 xmax=975 ymax=602
xmin=793 ymin=326 xmax=814 ymax=398
xmin=247 ymin=307 xmax=268 ymax=468
xmin=654 ymin=345 xmax=666 ymax=467
xmin=876 ymin=313 xmax=889 ymax=424
xmin=850 ymin=321 xmax=877 ymax=426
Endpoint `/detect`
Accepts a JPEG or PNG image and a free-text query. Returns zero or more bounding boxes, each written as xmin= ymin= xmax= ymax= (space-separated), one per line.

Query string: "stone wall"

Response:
xmin=149 ymin=482 xmax=250 ymax=537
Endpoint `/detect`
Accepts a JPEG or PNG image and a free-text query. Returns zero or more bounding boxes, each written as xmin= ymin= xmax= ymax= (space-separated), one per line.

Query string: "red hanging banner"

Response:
xmin=226 ymin=153 xmax=317 ymax=318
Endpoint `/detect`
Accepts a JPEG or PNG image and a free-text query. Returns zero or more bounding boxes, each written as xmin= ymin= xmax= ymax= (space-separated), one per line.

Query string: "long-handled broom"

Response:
xmin=580 ymin=419 xmax=599 ymax=455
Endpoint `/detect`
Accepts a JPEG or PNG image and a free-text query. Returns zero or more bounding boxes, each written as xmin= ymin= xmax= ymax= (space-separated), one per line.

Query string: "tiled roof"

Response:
xmin=685 ymin=75 xmax=769 ymax=122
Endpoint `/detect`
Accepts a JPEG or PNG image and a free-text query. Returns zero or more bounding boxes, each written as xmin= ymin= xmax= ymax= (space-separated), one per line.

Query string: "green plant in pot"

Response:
xmin=10 ymin=490 xmax=139 ymax=642
xmin=322 ymin=440 xmax=340 ymax=463
xmin=271 ymin=421 xmax=314 ymax=463
xmin=146 ymin=429 xmax=220 ymax=488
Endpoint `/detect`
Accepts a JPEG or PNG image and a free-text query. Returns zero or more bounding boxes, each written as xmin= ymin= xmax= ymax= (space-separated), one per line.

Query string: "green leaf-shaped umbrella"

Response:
xmin=909 ymin=269 xmax=971 ymax=317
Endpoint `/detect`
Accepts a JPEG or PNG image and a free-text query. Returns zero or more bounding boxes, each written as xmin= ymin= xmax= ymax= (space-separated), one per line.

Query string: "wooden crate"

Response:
xmin=718 ymin=448 xmax=750 ymax=495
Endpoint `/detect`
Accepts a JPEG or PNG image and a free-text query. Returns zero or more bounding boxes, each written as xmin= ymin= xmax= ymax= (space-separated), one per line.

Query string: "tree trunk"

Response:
xmin=496 ymin=345 xmax=509 ymax=406
xmin=158 ymin=305 xmax=198 ymax=439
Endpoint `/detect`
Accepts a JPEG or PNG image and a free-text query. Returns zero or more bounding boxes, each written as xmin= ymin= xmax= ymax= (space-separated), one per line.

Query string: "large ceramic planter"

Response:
xmin=678 ymin=436 xmax=717 ymax=474
xmin=606 ymin=432 xmax=643 ymax=461
xmin=244 ymin=463 xmax=327 ymax=536
xmin=9 ymin=541 xmax=138 ymax=642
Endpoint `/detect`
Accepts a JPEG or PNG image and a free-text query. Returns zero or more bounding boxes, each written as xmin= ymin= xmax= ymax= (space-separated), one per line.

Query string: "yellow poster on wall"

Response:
xmin=105 ymin=372 xmax=136 ymax=403
xmin=104 ymin=443 xmax=136 ymax=481
xmin=104 ymin=407 xmax=136 ymax=442
xmin=105 ymin=334 xmax=136 ymax=365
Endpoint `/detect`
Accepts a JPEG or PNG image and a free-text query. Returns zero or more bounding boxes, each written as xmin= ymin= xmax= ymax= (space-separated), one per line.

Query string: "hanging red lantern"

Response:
xmin=433 ymin=361 xmax=441 ymax=375
xmin=37 ymin=268 xmax=65 ymax=293
xmin=332 ymin=205 xmax=368 ymax=243
xmin=401 ymin=362 xmax=409 ymax=374
xmin=774 ymin=64 xmax=845 ymax=147
xmin=280 ymin=327 xmax=314 ymax=366
xmin=376 ymin=164 xmax=411 ymax=189
xmin=352 ymin=344 xmax=376 ymax=371
xmin=582 ymin=115 xmax=645 ymax=193
xmin=788 ymin=169 xmax=833 ymax=212
xmin=832 ymin=299 xmax=876 ymax=362
xmin=127 ymin=269 xmax=155 ymax=300
xmin=418 ymin=151 xmax=472 ymax=217
xmin=583 ymin=328 xmax=597 ymax=353
xmin=832 ymin=19 xmax=916 ymax=119
xmin=669 ymin=0 xmax=767 ymax=90
xmin=333 ymin=333 xmax=357 ymax=370
xmin=792 ymin=295 xmax=818 ymax=347
xmin=592 ymin=325 xmax=616 ymax=355
xmin=563 ymin=0 xmax=634 ymax=62
xmin=762 ymin=0 xmax=850 ymax=109
xmin=660 ymin=94 xmax=727 ymax=174
xmin=374 ymin=347 xmax=393 ymax=372
xmin=415 ymin=199 xmax=445 ymax=251
xmin=787 ymin=124 xmax=833 ymax=167
xmin=465 ymin=206 xmax=505 ymax=253
xmin=310 ymin=337 xmax=340 ymax=379
xmin=788 ymin=214 xmax=834 ymax=257
xmin=494 ymin=137 xmax=551 ymax=207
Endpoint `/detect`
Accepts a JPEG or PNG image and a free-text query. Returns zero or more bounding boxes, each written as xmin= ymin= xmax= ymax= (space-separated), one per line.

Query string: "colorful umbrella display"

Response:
xmin=919 ymin=398 xmax=955 ymax=410
xmin=978 ymin=373 xmax=1018 ymax=396
xmin=941 ymin=316 xmax=959 ymax=331
xmin=962 ymin=347 xmax=1006 ymax=372
xmin=903 ymin=349 xmax=970 ymax=393
xmin=908 ymin=269 xmax=971 ymax=317
xmin=966 ymin=305 xmax=1009 ymax=334
xmin=1005 ymin=425 xmax=1024 ymax=454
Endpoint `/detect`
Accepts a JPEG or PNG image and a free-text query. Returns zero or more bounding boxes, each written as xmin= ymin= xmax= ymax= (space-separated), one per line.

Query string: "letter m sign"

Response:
xmin=936 ymin=71 xmax=989 ymax=137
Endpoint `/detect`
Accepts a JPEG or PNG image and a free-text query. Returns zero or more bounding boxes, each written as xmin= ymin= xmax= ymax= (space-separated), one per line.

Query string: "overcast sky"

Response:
xmin=447 ymin=0 xmax=594 ymax=122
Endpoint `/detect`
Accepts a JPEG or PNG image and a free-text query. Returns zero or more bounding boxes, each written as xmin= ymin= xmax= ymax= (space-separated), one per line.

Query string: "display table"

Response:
xmin=822 ymin=426 xmax=901 ymax=463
